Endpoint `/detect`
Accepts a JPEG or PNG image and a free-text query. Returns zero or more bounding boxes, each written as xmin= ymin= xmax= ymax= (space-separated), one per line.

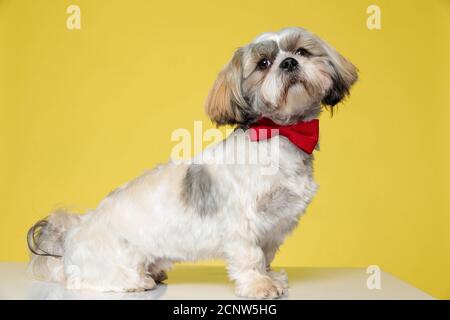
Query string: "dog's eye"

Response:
xmin=295 ymin=48 xmax=310 ymax=57
xmin=257 ymin=58 xmax=272 ymax=70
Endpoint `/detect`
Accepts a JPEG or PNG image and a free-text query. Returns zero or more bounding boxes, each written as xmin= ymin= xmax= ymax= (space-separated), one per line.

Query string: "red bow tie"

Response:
xmin=249 ymin=118 xmax=319 ymax=154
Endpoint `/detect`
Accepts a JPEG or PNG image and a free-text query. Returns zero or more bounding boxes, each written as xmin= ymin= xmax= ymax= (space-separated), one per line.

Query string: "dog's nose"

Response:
xmin=279 ymin=57 xmax=298 ymax=71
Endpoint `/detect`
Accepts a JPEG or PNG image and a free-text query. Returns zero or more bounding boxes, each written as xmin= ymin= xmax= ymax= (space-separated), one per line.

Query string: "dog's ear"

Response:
xmin=205 ymin=48 xmax=250 ymax=126
xmin=321 ymin=45 xmax=358 ymax=107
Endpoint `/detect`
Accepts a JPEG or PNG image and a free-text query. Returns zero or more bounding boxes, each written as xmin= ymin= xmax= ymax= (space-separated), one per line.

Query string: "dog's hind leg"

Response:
xmin=147 ymin=259 xmax=172 ymax=283
xmin=63 ymin=222 xmax=159 ymax=292
xmin=124 ymin=264 xmax=157 ymax=292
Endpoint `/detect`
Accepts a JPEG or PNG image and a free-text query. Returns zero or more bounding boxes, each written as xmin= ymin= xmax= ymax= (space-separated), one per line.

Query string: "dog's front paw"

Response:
xmin=236 ymin=276 xmax=285 ymax=299
xmin=268 ymin=269 xmax=288 ymax=289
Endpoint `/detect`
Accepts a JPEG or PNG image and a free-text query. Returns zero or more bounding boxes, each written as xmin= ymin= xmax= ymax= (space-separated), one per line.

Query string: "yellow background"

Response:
xmin=1 ymin=0 xmax=449 ymax=298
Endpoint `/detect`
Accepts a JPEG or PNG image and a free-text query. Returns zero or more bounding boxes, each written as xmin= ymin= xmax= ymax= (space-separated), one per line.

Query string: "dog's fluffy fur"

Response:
xmin=28 ymin=27 xmax=357 ymax=298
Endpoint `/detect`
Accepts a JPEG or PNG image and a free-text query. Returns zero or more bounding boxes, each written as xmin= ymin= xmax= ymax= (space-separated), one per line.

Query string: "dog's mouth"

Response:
xmin=279 ymin=73 xmax=300 ymax=105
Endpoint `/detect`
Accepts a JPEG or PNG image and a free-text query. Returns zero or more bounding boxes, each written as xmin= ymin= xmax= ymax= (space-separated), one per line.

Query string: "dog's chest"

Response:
xmin=254 ymin=137 xmax=318 ymax=234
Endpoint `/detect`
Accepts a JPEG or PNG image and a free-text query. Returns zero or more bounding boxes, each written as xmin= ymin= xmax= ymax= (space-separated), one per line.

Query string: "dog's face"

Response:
xmin=206 ymin=27 xmax=358 ymax=125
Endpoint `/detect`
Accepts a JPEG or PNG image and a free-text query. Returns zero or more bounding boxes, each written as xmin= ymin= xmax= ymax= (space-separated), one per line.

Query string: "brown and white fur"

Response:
xmin=28 ymin=27 xmax=357 ymax=298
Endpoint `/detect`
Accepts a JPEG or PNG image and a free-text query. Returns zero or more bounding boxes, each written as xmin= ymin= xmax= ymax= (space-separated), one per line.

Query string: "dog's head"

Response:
xmin=205 ymin=27 xmax=358 ymax=125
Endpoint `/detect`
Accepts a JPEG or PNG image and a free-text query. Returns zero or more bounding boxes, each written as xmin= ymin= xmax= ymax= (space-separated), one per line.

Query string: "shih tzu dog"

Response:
xmin=28 ymin=27 xmax=357 ymax=298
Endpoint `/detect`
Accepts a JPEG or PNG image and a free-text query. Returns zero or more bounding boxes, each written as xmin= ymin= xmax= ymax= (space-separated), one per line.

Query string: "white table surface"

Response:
xmin=0 ymin=262 xmax=434 ymax=300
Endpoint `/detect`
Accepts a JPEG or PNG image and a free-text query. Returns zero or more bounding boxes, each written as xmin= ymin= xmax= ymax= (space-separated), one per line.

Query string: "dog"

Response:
xmin=27 ymin=27 xmax=357 ymax=298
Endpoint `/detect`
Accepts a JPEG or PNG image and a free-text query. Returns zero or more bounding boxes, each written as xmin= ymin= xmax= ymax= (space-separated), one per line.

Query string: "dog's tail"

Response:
xmin=27 ymin=210 xmax=82 ymax=283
